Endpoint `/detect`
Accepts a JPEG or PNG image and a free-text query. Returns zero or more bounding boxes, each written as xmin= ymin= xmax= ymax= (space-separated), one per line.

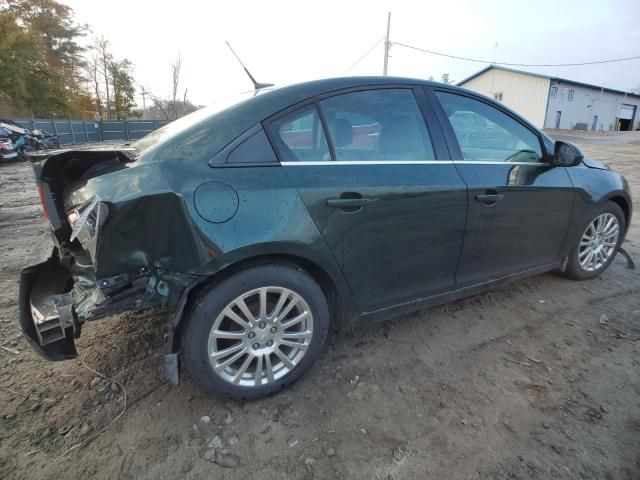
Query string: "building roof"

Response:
xmin=457 ymin=65 xmax=640 ymax=99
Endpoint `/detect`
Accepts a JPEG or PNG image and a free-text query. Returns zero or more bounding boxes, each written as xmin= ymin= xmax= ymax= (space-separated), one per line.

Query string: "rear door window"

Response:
xmin=319 ymin=89 xmax=435 ymax=161
xmin=268 ymin=105 xmax=330 ymax=161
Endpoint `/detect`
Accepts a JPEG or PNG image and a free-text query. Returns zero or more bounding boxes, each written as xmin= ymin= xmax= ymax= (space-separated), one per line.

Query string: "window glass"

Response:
xmin=269 ymin=105 xmax=330 ymax=161
xmin=550 ymin=86 xmax=558 ymax=97
xmin=319 ymin=89 xmax=435 ymax=161
xmin=568 ymin=89 xmax=574 ymax=101
xmin=226 ymin=129 xmax=278 ymax=164
xmin=435 ymin=91 xmax=542 ymax=163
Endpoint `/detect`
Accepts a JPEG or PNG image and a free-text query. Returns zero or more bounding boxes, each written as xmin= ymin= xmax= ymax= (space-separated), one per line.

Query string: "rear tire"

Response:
xmin=182 ymin=264 xmax=329 ymax=400
xmin=563 ymin=201 xmax=625 ymax=280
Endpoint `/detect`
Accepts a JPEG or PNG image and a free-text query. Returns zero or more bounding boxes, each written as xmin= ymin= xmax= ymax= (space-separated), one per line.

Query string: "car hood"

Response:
xmin=582 ymin=157 xmax=609 ymax=170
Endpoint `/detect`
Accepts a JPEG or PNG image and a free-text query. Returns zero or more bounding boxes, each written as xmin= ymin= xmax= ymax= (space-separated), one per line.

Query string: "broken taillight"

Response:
xmin=68 ymin=195 xmax=102 ymax=242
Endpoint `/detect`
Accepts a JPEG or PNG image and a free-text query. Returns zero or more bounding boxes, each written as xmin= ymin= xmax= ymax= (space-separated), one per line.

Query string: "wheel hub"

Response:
xmin=578 ymin=212 xmax=619 ymax=272
xmin=207 ymin=286 xmax=314 ymax=387
xmin=249 ymin=323 xmax=277 ymax=353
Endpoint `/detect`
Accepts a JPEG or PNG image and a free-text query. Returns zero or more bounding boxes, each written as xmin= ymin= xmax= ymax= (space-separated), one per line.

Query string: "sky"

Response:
xmin=63 ymin=0 xmax=640 ymax=108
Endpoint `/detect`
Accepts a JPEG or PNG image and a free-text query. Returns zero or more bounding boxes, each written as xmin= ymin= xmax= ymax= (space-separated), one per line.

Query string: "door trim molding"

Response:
xmin=455 ymin=161 xmax=548 ymax=166
xmin=281 ymin=160 xmax=453 ymax=166
xmin=281 ymin=160 xmax=548 ymax=166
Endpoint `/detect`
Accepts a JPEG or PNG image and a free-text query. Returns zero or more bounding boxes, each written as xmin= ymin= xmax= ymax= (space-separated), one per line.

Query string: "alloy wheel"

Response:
xmin=207 ymin=286 xmax=314 ymax=387
xmin=578 ymin=213 xmax=619 ymax=272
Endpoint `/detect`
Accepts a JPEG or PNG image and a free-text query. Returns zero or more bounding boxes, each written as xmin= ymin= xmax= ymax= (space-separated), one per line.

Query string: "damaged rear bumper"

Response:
xmin=17 ymin=249 xmax=168 ymax=362
xmin=19 ymin=255 xmax=78 ymax=360
xmin=18 ymin=250 xmax=196 ymax=385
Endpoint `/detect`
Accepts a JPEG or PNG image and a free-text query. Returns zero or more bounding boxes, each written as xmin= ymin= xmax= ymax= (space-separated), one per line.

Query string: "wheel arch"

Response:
xmin=167 ymin=250 xmax=353 ymax=354
xmin=605 ymin=194 xmax=631 ymax=235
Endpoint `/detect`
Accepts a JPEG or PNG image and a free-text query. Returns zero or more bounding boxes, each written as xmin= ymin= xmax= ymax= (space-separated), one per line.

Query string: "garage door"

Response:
xmin=620 ymin=104 xmax=636 ymax=120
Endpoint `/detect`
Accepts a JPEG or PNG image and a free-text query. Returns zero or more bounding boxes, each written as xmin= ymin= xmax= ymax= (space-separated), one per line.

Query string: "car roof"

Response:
xmin=257 ymin=76 xmax=440 ymax=103
xmin=140 ymin=76 xmax=449 ymax=164
xmin=138 ymin=76 xmax=502 ymax=165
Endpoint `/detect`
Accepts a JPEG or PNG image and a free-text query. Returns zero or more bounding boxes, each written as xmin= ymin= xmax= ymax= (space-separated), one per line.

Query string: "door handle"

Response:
xmin=475 ymin=192 xmax=504 ymax=206
xmin=326 ymin=198 xmax=374 ymax=208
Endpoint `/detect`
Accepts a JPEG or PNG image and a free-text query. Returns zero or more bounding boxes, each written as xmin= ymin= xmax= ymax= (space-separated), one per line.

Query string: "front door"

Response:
xmin=431 ymin=89 xmax=574 ymax=286
xmin=267 ymin=87 xmax=467 ymax=312
xmin=555 ymin=111 xmax=562 ymax=129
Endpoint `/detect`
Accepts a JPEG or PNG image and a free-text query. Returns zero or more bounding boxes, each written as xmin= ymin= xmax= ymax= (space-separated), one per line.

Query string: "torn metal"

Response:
xmin=19 ymin=147 xmax=202 ymax=376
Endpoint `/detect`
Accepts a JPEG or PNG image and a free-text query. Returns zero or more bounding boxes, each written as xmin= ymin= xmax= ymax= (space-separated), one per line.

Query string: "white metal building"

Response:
xmin=457 ymin=65 xmax=640 ymax=131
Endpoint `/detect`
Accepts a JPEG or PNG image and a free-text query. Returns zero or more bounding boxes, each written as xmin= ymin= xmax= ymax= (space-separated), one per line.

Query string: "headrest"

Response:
xmin=331 ymin=118 xmax=353 ymax=148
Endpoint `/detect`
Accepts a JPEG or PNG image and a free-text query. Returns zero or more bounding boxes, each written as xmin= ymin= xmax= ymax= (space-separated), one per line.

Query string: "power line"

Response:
xmin=392 ymin=41 xmax=640 ymax=67
xmin=341 ymin=37 xmax=384 ymax=75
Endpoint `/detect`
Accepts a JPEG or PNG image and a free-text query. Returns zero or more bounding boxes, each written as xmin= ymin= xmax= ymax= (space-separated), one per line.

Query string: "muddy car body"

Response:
xmin=19 ymin=77 xmax=632 ymax=399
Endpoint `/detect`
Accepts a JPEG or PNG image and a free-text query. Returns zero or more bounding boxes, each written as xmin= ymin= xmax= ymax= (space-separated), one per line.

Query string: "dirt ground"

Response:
xmin=1 ymin=131 xmax=639 ymax=480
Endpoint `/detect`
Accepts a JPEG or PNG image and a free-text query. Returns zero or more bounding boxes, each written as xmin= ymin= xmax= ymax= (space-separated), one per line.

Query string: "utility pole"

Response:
xmin=383 ymin=12 xmax=391 ymax=76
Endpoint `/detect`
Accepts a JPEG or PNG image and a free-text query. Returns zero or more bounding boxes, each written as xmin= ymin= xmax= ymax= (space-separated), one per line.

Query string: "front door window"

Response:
xmin=435 ymin=91 xmax=543 ymax=163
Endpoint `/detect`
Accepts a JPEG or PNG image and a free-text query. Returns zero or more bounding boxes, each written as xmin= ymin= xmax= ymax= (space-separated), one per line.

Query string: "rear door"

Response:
xmin=266 ymin=86 xmax=468 ymax=312
xmin=429 ymin=88 xmax=574 ymax=286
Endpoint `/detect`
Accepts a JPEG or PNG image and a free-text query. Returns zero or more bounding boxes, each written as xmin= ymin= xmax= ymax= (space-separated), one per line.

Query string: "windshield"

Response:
xmin=131 ymin=90 xmax=266 ymax=154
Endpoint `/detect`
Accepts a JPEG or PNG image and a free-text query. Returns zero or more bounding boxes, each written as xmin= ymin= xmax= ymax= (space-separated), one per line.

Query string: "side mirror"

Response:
xmin=553 ymin=141 xmax=583 ymax=167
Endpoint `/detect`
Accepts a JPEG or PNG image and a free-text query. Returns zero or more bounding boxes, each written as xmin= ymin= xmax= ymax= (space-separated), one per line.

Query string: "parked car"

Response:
xmin=0 ymin=121 xmax=33 ymax=159
xmin=0 ymin=136 xmax=18 ymax=161
xmin=19 ymin=77 xmax=632 ymax=399
xmin=0 ymin=126 xmax=18 ymax=161
xmin=31 ymin=128 xmax=60 ymax=149
xmin=0 ymin=119 xmax=60 ymax=152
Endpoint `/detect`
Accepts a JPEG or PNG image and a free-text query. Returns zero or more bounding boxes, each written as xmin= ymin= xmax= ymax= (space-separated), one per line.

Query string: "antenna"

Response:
xmin=383 ymin=12 xmax=391 ymax=76
xmin=226 ymin=41 xmax=274 ymax=95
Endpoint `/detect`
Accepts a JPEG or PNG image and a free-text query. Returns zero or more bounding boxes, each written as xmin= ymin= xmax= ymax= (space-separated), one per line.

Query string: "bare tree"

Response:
xmin=170 ymin=52 xmax=182 ymax=120
xmin=144 ymin=88 xmax=170 ymax=120
xmin=87 ymin=36 xmax=139 ymax=120
xmin=89 ymin=53 xmax=103 ymax=118
xmin=441 ymin=73 xmax=455 ymax=84
xmin=94 ymin=37 xmax=112 ymax=119
xmin=145 ymin=53 xmax=197 ymax=121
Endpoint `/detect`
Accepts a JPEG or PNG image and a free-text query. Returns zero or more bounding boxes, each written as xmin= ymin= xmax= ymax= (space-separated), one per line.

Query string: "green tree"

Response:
xmin=0 ymin=8 xmax=44 ymax=115
xmin=0 ymin=0 xmax=95 ymax=117
xmin=109 ymin=58 xmax=136 ymax=120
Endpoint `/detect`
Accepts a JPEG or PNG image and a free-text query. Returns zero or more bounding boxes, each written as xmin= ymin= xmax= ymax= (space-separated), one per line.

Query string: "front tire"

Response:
xmin=564 ymin=201 xmax=625 ymax=280
xmin=182 ymin=264 xmax=329 ymax=400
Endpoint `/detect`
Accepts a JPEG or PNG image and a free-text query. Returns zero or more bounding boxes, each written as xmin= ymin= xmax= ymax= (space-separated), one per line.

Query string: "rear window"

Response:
xmin=131 ymin=93 xmax=254 ymax=154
